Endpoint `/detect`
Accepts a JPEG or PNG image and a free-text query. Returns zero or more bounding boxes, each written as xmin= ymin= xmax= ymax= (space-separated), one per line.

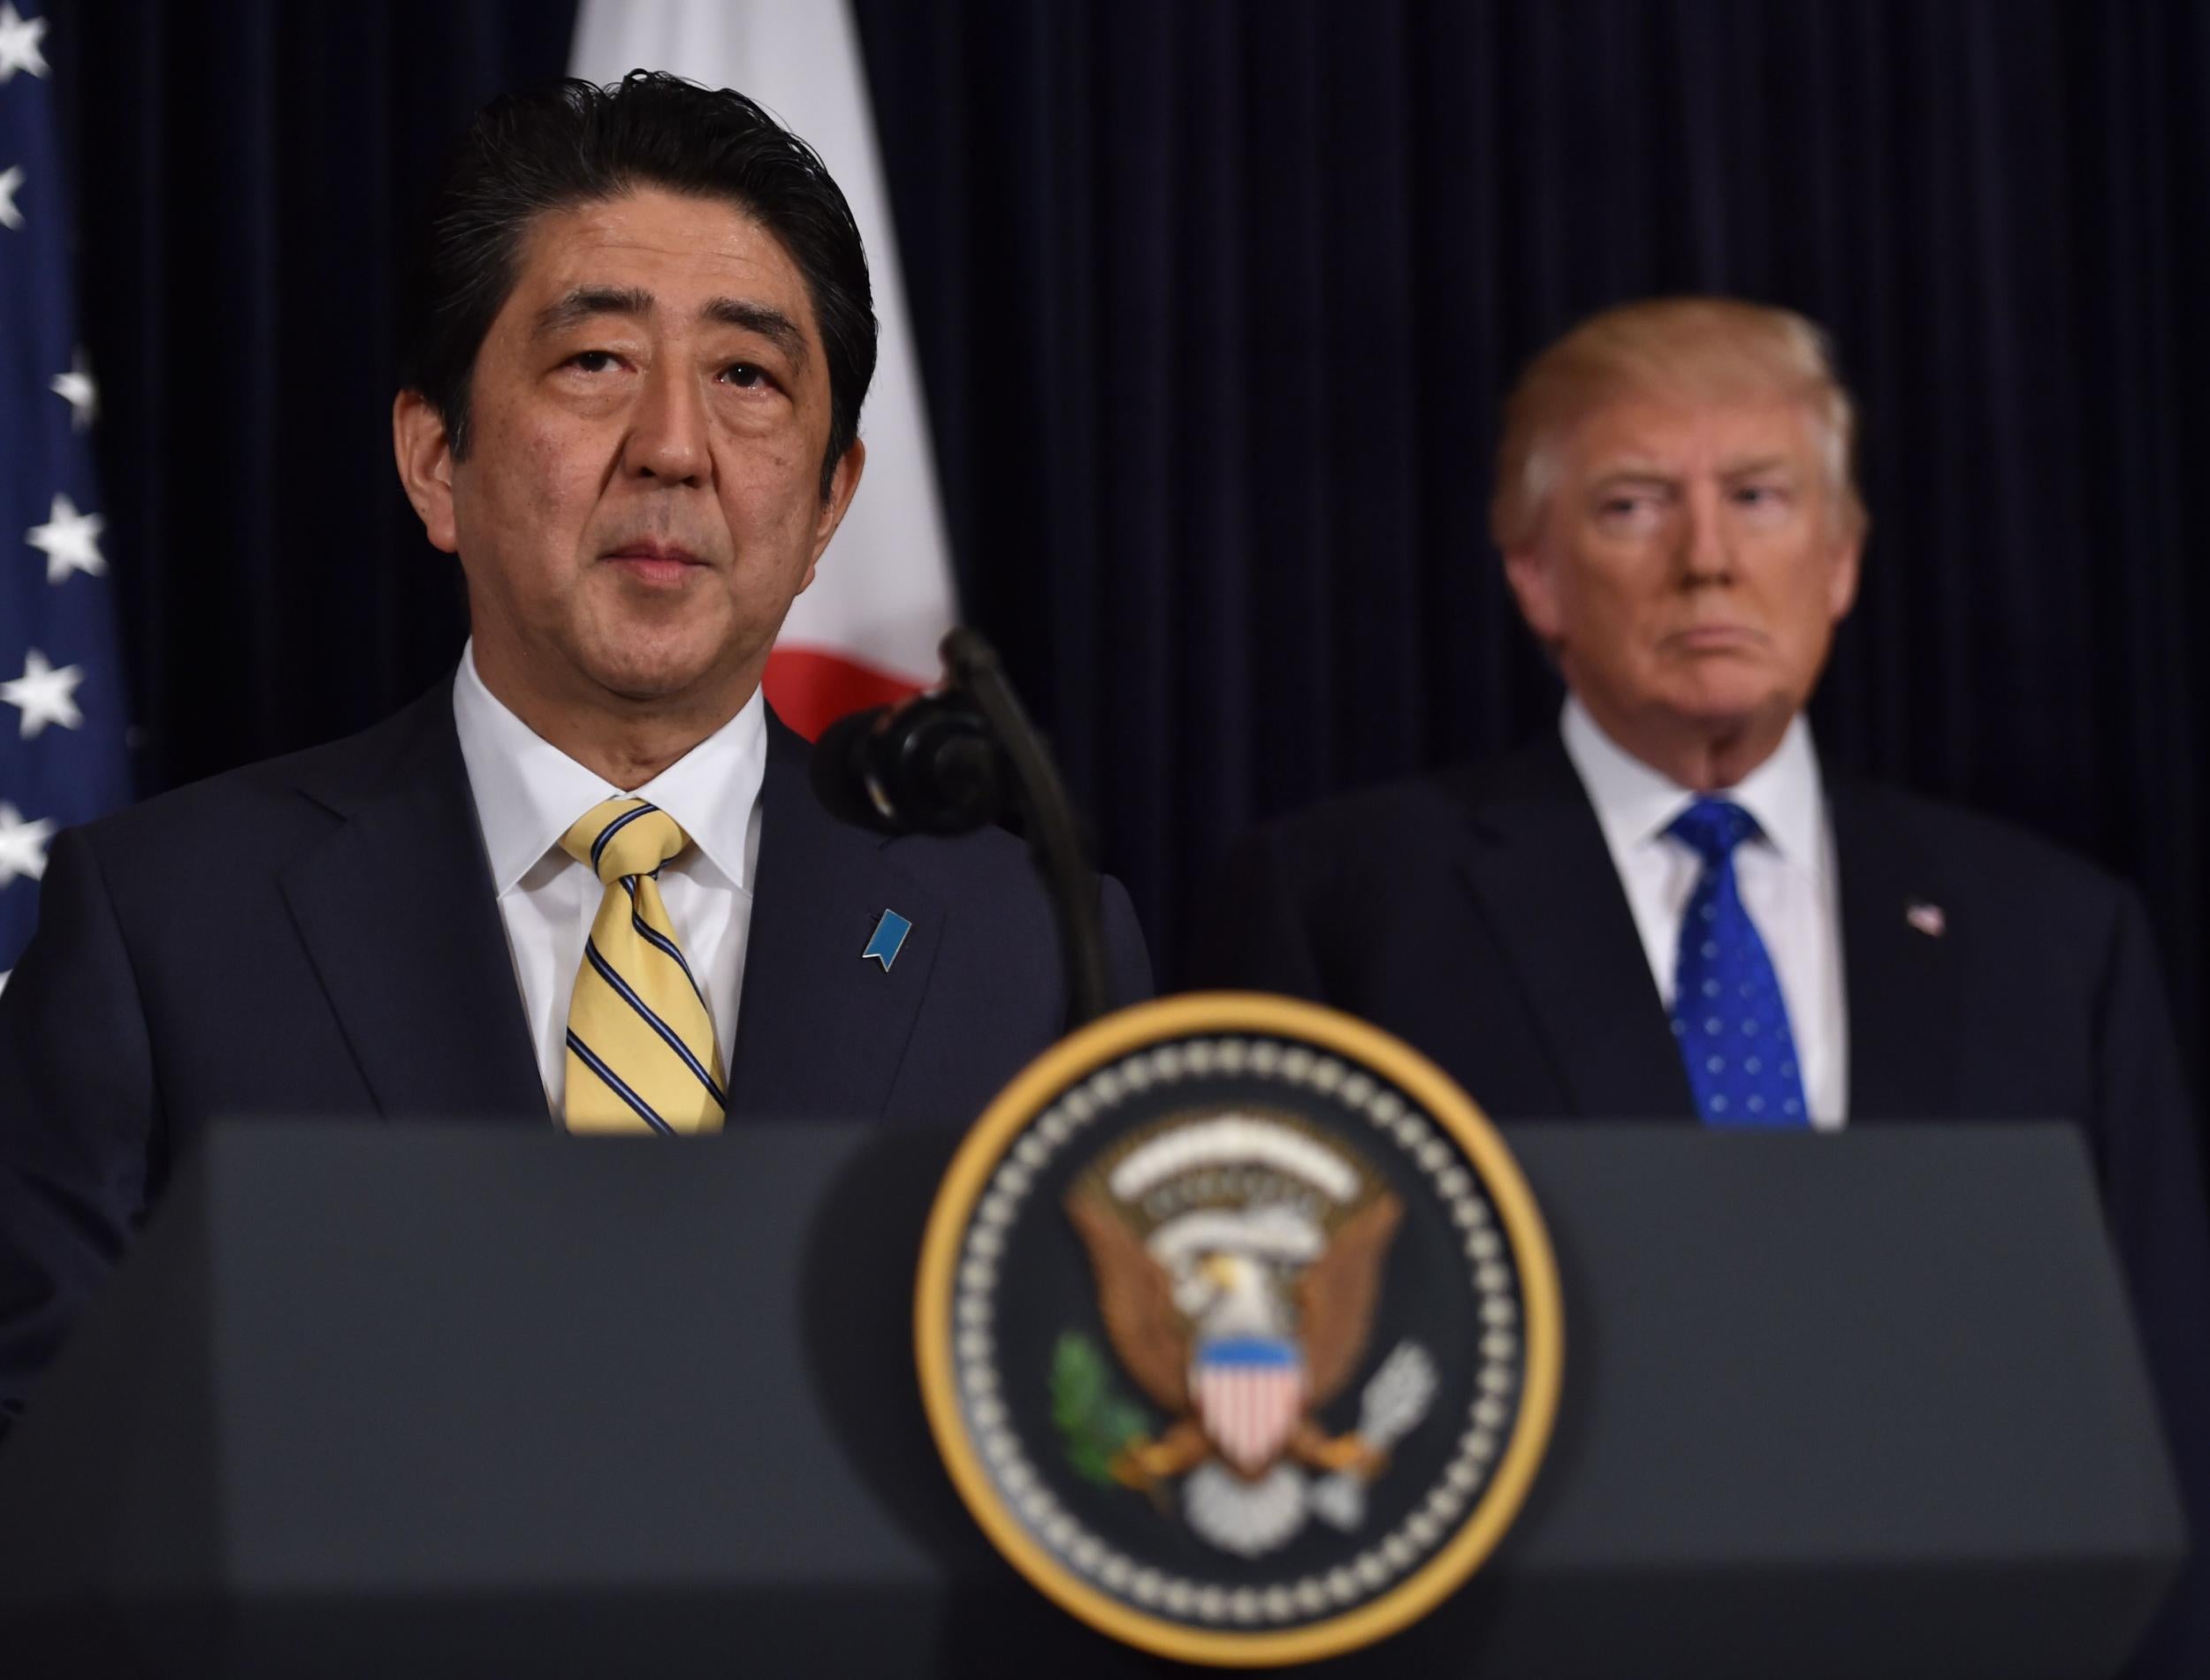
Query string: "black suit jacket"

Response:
xmin=1191 ymin=732 xmax=2210 ymax=1674
xmin=0 ymin=685 xmax=1151 ymax=1423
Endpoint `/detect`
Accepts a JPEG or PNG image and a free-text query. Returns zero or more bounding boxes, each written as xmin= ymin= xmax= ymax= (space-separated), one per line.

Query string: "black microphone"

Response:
xmin=811 ymin=689 xmax=1008 ymax=837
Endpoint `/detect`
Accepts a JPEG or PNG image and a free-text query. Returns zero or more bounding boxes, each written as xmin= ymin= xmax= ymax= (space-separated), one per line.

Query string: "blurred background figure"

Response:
xmin=1191 ymin=295 xmax=2208 ymax=1675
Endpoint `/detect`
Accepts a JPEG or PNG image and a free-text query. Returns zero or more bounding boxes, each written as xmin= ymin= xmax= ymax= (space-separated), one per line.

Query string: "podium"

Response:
xmin=0 ymin=1120 xmax=2183 ymax=1677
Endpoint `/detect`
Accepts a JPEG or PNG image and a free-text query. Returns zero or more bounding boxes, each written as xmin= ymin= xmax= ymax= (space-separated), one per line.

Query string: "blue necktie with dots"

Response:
xmin=1666 ymin=798 xmax=1810 ymax=1127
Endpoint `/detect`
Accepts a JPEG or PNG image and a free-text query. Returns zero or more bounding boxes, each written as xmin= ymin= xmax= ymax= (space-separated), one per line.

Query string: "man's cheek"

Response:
xmin=521 ymin=424 xmax=583 ymax=497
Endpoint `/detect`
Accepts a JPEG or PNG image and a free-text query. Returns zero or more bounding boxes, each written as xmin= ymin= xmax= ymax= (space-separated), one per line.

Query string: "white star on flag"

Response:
xmin=50 ymin=347 xmax=95 ymax=430
xmin=0 ymin=803 xmax=54 ymax=887
xmin=0 ymin=163 xmax=23 ymax=232
xmin=2 ymin=648 xmax=84 ymax=739
xmin=27 ymin=492 xmax=104 ymax=582
xmin=0 ymin=2 xmax=46 ymax=84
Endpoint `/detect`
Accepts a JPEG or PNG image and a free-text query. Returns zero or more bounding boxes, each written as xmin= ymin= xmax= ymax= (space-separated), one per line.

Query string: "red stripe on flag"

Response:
xmin=763 ymin=646 xmax=929 ymax=742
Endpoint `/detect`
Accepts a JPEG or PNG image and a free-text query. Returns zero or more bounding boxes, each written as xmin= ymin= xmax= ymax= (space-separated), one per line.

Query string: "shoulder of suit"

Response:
xmin=1833 ymin=776 xmax=2133 ymax=910
xmin=876 ymin=820 xmax=1148 ymax=923
xmin=878 ymin=817 xmax=1040 ymax=886
xmin=1241 ymin=739 xmax=1564 ymax=864
xmin=1252 ymin=774 xmax=1462 ymax=854
xmin=65 ymin=690 xmax=442 ymax=864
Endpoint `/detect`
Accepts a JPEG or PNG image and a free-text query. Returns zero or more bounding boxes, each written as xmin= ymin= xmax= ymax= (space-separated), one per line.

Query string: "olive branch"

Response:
xmin=1049 ymin=1332 xmax=1154 ymax=1486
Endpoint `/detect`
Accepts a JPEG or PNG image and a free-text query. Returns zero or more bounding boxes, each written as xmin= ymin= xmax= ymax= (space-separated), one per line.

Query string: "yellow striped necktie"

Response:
xmin=560 ymin=797 xmax=727 ymax=1136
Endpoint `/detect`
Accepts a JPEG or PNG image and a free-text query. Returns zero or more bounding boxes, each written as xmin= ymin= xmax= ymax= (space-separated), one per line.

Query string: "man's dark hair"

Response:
xmin=399 ymin=71 xmax=876 ymax=499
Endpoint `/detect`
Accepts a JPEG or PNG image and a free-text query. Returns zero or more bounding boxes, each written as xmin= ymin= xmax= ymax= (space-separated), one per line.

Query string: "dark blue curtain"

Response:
xmin=51 ymin=0 xmax=572 ymax=787
xmin=55 ymin=0 xmax=2210 ymax=1095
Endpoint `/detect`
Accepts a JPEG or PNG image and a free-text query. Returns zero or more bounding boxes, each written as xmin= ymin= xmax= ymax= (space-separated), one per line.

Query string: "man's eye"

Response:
xmin=722 ymin=362 xmax=766 ymax=389
xmin=568 ymin=350 xmax=620 ymax=374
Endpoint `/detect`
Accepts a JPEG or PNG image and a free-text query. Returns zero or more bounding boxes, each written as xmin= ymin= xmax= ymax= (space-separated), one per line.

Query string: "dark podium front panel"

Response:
xmin=0 ymin=1121 xmax=2183 ymax=1677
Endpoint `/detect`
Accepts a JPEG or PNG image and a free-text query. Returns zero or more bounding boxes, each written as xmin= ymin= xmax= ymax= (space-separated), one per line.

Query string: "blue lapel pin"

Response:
xmin=862 ymin=908 xmax=913 ymax=971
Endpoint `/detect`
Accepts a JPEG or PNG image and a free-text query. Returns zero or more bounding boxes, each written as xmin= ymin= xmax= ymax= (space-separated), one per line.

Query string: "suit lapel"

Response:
xmin=1830 ymin=779 xmax=1960 ymax=1120
xmin=727 ymin=718 xmax=940 ymax=1121
xmin=1452 ymin=739 xmax=1696 ymax=1121
xmin=278 ymin=691 xmax=546 ymax=1122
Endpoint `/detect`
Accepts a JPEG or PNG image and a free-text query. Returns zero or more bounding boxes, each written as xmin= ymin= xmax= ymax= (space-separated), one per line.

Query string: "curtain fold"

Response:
xmin=54 ymin=0 xmax=575 ymax=787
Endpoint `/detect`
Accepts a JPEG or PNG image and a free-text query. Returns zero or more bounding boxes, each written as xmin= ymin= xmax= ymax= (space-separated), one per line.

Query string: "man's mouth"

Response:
xmin=1667 ymin=624 xmax=1764 ymax=653
xmin=601 ymin=542 xmax=709 ymax=586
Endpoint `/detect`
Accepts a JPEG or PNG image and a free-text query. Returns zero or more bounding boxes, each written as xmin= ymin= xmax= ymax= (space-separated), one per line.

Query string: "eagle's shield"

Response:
xmin=1191 ymin=1337 xmax=1307 ymax=1475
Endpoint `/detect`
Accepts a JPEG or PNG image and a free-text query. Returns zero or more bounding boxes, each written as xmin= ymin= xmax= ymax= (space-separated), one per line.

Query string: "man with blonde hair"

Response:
xmin=1196 ymin=295 xmax=2207 ymax=1672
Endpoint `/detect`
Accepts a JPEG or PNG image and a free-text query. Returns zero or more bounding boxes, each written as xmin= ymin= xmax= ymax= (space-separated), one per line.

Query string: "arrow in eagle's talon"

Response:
xmin=1292 ymin=1422 xmax=1388 ymax=1478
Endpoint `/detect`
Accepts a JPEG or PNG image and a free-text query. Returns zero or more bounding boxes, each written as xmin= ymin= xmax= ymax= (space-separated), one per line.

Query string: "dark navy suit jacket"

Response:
xmin=0 ymin=685 xmax=1151 ymax=1425
xmin=1191 ymin=731 xmax=2210 ymax=1676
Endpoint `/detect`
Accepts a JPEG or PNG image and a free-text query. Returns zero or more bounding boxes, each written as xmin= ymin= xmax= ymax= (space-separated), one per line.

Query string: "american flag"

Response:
xmin=0 ymin=1 xmax=130 ymax=994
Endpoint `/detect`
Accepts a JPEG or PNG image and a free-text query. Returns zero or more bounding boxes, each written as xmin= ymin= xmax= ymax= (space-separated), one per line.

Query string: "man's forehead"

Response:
xmin=505 ymin=190 xmax=814 ymax=327
xmin=1568 ymin=389 xmax=1819 ymax=474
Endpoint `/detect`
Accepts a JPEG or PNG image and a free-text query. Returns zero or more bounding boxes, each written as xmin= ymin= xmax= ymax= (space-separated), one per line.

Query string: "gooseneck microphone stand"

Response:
xmin=812 ymin=627 xmax=1112 ymax=1029
xmin=938 ymin=628 xmax=1110 ymax=1028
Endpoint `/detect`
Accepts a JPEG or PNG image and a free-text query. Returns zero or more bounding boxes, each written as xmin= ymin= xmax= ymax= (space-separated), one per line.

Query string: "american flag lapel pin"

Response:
xmin=1905 ymin=901 xmax=1946 ymax=939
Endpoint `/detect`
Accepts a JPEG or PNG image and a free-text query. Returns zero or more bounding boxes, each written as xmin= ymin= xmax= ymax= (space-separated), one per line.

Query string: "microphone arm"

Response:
xmin=936 ymin=627 xmax=1111 ymax=1030
xmin=809 ymin=627 xmax=1113 ymax=1030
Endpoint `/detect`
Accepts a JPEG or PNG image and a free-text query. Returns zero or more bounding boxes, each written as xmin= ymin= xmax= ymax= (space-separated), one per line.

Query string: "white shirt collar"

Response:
xmin=1559 ymin=693 xmax=1827 ymax=875
xmin=451 ymin=640 xmax=767 ymax=895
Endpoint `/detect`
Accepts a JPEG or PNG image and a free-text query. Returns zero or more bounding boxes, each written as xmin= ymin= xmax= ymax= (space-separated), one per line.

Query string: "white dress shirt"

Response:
xmin=451 ymin=642 xmax=766 ymax=1114
xmin=1558 ymin=696 xmax=1849 ymax=1127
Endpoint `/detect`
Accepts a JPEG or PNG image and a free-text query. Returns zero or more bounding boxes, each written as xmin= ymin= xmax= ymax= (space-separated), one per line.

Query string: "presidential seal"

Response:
xmin=916 ymin=993 xmax=1562 ymax=1666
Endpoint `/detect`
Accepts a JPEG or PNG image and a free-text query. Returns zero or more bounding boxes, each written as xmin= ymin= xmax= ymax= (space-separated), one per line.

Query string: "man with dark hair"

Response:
xmin=0 ymin=73 xmax=1149 ymax=1428
xmin=1194 ymin=296 xmax=2208 ymax=1675
xmin=398 ymin=72 xmax=877 ymax=503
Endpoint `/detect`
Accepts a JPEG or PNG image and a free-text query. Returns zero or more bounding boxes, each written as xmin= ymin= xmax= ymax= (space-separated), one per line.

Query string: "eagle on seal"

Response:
xmin=1065 ymin=1157 xmax=1403 ymax=1490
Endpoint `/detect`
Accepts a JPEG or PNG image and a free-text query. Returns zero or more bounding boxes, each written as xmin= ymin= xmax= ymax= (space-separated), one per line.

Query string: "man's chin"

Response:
xmin=581 ymin=645 xmax=744 ymax=709
xmin=1659 ymin=685 xmax=1798 ymax=746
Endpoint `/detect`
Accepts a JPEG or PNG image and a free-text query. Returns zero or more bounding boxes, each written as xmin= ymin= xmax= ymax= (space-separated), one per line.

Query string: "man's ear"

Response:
xmin=393 ymin=390 xmax=460 ymax=555
xmin=1826 ymin=521 xmax=1865 ymax=625
xmin=1504 ymin=544 xmax=1564 ymax=646
xmin=797 ymin=437 xmax=867 ymax=595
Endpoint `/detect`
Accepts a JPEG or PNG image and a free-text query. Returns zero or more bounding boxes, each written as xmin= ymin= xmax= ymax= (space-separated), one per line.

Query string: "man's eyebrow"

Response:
xmin=531 ymin=285 xmax=655 ymax=338
xmin=529 ymin=287 xmax=811 ymax=369
xmin=702 ymin=298 xmax=810 ymax=369
xmin=1718 ymin=455 xmax=1795 ymax=479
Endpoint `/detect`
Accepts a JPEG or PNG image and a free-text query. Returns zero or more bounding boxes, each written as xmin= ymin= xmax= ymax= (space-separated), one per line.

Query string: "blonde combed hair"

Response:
xmin=1490 ymin=297 xmax=1865 ymax=551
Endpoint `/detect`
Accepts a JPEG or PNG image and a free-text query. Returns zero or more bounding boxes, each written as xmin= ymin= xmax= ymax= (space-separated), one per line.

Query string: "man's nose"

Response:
xmin=1677 ymin=484 xmax=1734 ymax=583
xmin=621 ymin=361 xmax=709 ymax=485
